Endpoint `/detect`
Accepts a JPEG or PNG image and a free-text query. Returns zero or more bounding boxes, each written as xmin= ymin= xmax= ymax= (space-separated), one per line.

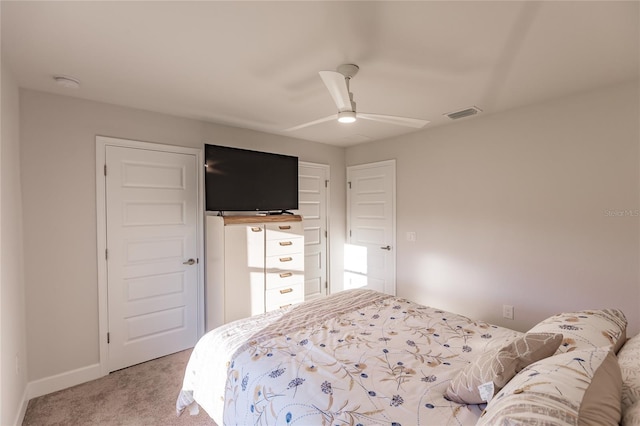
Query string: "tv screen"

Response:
xmin=205 ymin=144 xmax=299 ymax=212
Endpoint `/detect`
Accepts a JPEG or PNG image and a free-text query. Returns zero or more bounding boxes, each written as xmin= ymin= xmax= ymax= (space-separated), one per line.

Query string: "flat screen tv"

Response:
xmin=205 ymin=144 xmax=298 ymax=213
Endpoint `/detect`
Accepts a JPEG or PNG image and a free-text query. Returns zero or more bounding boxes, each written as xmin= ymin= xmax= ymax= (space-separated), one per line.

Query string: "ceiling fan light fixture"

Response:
xmin=338 ymin=111 xmax=356 ymax=124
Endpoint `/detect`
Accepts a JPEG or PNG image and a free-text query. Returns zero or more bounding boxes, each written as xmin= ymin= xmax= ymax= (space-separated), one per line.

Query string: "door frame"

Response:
xmin=346 ymin=159 xmax=397 ymax=295
xmin=298 ymin=161 xmax=331 ymax=295
xmin=95 ymin=136 xmax=205 ymax=376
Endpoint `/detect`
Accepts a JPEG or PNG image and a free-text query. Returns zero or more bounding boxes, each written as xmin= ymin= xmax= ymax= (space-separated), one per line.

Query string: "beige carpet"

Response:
xmin=22 ymin=349 xmax=216 ymax=425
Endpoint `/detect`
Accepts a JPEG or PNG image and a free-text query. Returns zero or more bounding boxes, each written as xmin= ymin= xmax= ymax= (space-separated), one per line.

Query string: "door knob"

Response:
xmin=183 ymin=258 xmax=196 ymax=265
xmin=380 ymin=245 xmax=391 ymax=251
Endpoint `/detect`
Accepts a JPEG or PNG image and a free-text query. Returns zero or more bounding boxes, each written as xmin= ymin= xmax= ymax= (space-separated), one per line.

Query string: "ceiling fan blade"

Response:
xmin=357 ymin=113 xmax=429 ymax=129
xmin=284 ymin=114 xmax=338 ymax=132
xmin=319 ymin=71 xmax=352 ymax=111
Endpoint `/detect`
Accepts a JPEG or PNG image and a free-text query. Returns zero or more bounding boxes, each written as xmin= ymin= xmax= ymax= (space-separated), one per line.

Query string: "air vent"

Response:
xmin=445 ymin=106 xmax=482 ymax=120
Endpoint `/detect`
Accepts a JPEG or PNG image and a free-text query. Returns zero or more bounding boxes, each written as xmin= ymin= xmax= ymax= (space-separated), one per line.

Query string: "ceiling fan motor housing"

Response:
xmin=337 ymin=64 xmax=359 ymax=79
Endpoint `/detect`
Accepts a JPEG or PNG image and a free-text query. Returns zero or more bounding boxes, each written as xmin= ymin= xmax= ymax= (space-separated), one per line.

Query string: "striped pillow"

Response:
xmin=478 ymin=348 xmax=622 ymax=426
xmin=619 ymin=333 xmax=640 ymax=413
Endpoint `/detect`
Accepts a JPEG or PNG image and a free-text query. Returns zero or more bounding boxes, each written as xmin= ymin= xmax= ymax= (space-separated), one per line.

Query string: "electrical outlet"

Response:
xmin=406 ymin=232 xmax=417 ymax=242
xmin=503 ymin=305 xmax=514 ymax=320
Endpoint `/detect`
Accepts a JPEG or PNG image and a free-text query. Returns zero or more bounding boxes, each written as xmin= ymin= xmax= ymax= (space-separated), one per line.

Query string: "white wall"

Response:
xmin=19 ymin=89 xmax=345 ymax=384
xmin=346 ymin=81 xmax=640 ymax=336
xmin=1 ymin=61 xmax=28 ymax=424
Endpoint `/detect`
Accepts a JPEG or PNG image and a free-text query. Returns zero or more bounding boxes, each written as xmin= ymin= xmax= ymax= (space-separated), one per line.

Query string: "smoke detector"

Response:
xmin=53 ymin=75 xmax=81 ymax=89
xmin=444 ymin=106 xmax=482 ymax=120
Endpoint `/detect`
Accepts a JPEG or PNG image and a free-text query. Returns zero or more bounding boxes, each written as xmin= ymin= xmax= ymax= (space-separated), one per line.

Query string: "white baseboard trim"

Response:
xmin=26 ymin=363 xmax=103 ymax=401
xmin=13 ymin=387 xmax=29 ymax=426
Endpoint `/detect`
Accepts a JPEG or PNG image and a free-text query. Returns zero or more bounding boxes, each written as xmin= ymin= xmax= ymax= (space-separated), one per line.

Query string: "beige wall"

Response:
xmin=19 ymin=89 xmax=345 ymax=382
xmin=16 ymin=79 xmax=640 ymax=394
xmin=346 ymin=81 xmax=640 ymax=336
xmin=1 ymin=61 xmax=28 ymax=424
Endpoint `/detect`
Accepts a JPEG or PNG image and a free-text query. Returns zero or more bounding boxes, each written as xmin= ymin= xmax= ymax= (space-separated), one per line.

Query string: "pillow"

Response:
xmin=444 ymin=333 xmax=562 ymax=404
xmin=477 ymin=348 xmax=622 ymax=426
xmin=619 ymin=333 xmax=640 ymax=412
xmin=527 ymin=308 xmax=627 ymax=354
xmin=622 ymin=399 xmax=640 ymax=426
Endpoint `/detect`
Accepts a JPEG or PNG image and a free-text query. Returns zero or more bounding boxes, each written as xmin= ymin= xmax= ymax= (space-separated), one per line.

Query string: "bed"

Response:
xmin=176 ymin=289 xmax=632 ymax=425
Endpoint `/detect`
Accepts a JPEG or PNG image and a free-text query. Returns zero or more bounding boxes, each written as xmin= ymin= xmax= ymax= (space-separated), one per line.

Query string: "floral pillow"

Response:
xmin=527 ymin=309 xmax=627 ymax=354
xmin=477 ymin=348 xmax=622 ymax=426
xmin=444 ymin=333 xmax=562 ymax=404
xmin=619 ymin=333 xmax=640 ymax=412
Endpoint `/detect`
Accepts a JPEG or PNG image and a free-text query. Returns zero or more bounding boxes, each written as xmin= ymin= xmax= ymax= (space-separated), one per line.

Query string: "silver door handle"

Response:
xmin=380 ymin=245 xmax=391 ymax=251
xmin=183 ymin=258 xmax=196 ymax=265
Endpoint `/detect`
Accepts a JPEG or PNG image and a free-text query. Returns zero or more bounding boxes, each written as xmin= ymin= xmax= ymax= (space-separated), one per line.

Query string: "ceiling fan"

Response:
xmin=286 ymin=64 xmax=429 ymax=132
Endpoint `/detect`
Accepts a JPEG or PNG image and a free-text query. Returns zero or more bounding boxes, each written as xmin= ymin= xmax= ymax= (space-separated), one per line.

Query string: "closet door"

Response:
xmin=105 ymin=145 xmax=199 ymax=372
xmin=297 ymin=162 xmax=330 ymax=299
xmin=346 ymin=160 xmax=396 ymax=296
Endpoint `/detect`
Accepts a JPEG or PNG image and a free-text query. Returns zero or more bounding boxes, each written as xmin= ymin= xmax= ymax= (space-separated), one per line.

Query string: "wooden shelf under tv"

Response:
xmin=220 ymin=215 xmax=302 ymax=225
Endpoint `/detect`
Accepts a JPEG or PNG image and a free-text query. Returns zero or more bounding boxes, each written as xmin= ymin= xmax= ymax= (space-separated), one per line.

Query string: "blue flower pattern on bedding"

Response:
xmin=222 ymin=291 xmax=521 ymax=425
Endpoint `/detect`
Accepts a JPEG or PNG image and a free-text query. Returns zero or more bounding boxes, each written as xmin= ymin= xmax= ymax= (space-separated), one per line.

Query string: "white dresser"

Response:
xmin=206 ymin=215 xmax=304 ymax=329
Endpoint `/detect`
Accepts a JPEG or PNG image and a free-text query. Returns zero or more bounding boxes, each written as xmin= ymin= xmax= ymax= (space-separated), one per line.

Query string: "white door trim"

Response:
xmin=346 ymin=159 xmax=397 ymax=295
xmin=96 ymin=136 xmax=205 ymax=376
xmin=299 ymin=161 xmax=331 ymax=294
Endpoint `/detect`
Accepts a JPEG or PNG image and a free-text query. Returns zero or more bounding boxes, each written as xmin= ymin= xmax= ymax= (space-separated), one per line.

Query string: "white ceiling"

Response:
xmin=2 ymin=1 xmax=638 ymax=147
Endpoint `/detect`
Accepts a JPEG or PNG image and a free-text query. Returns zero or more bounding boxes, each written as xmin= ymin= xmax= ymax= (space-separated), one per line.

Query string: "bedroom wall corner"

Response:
xmin=1 ymin=58 xmax=29 ymax=425
xmin=345 ymin=80 xmax=640 ymax=337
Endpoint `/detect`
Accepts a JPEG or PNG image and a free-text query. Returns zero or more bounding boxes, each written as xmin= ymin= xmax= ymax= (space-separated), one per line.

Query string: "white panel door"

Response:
xmin=296 ymin=162 xmax=329 ymax=299
xmin=346 ymin=160 xmax=396 ymax=295
xmin=106 ymin=146 xmax=198 ymax=371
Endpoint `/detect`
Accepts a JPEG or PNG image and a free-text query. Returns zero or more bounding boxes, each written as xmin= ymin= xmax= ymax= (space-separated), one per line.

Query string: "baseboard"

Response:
xmin=26 ymin=363 xmax=103 ymax=401
xmin=12 ymin=387 xmax=29 ymax=426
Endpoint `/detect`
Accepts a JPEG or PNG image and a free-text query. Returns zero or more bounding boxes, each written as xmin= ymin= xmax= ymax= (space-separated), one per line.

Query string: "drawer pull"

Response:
xmin=279 ymin=272 xmax=293 ymax=278
xmin=279 ymin=241 xmax=293 ymax=246
xmin=280 ymin=304 xmax=292 ymax=309
xmin=279 ymin=225 xmax=291 ymax=230
xmin=280 ymin=288 xmax=293 ymax=294
xmin=251 ymin=227 xmax=262 ymax=232
xmin=279 ymin=257 xmax=293 ymax=262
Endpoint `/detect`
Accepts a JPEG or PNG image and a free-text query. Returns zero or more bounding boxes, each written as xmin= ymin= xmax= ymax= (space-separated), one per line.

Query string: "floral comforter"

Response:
xmin=177 ymin=289 xmax=521 ymax=425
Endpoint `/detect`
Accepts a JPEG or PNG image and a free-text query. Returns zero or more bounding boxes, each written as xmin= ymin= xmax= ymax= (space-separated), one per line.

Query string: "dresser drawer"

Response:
xmin=265 ymin=236 xmax=304 ymax=256
xmin=265 ymin=269 xmax=303 ymax=290
xmin=266 ymin=222 xmax=303 ymax=240
xmin=266 ymin=252 xmax=304 ymax=271
xmin=265 ymin=283 xmax=304 ymax=311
